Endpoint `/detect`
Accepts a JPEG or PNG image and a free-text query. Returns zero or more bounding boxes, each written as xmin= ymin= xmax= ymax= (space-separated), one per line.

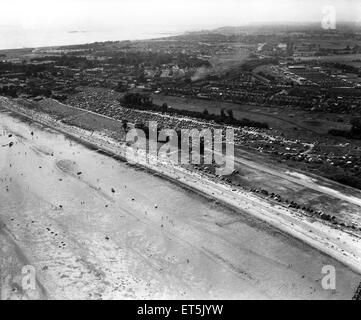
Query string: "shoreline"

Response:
xmin=1 ymin=97 xmax=361 ymax=279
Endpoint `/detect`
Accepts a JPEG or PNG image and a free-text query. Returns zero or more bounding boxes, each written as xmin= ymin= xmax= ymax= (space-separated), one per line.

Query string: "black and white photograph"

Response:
xmin=0 ymin=0 xmax=360 ymax=305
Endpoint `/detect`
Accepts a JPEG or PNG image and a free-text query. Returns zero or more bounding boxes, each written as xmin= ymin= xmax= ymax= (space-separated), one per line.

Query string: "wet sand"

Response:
xmin=0 ymin=108 xmax=360 ymax=299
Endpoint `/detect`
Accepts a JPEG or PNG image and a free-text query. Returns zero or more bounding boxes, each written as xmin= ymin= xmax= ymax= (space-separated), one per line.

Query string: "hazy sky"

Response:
xmin=1 ymin=0 xmax=359 ymax=29
xmin=0 ymin=0 xmax=360 ymax=48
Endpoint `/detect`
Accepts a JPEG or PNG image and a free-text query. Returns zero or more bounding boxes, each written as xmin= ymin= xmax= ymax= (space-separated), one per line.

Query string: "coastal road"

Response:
xmin=0 ymin=108 xmax=360 ymax=299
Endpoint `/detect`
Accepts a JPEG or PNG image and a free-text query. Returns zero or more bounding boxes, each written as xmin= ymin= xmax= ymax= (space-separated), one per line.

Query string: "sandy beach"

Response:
xmin=0 ymin=97 xmax=360 ymax=299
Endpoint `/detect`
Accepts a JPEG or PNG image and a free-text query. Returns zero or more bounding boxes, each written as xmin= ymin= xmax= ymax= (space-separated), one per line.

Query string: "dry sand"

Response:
xmin=0 ymin=97 xmax=360 ymax=299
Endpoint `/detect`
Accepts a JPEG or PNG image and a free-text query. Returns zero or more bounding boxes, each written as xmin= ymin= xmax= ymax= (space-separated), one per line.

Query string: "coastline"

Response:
xmin=1 ymin=96 xmax=361 ymax=279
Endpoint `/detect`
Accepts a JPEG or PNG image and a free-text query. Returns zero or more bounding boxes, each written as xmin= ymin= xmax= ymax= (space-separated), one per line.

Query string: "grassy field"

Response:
xmin=0 ymin=48 xmax=34 ymax=60
xmin=151 ymin=93 xmax=358 ymax=143
xmin=16 ymin=98 xmax=125 ymax=141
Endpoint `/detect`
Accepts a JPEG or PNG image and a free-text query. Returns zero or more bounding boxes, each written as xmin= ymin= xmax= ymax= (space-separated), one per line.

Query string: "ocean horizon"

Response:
xmin=0 ymin=26 xmax=186 ymax=50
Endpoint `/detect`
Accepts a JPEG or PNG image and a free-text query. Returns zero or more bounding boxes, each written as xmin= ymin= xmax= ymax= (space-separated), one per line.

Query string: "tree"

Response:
xmin=203 ymin=108 xmax=209 ymax=116
xmin=122 ymin=119 xmax=128 ymax=132
xmin=227 ymin=109 xmax=234 ymax=119
xmin=161 ymin=103 xmax=168 ymax=112
xmin=220 ymin=108 xmax=226 ymax=119
xmin=184 ymin=77 xmax=192 ymax=84
xmin=351 ymin=117 xmax=361 ymax=135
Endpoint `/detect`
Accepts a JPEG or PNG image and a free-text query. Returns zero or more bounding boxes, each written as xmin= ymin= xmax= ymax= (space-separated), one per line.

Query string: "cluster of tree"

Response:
xmin=323 ymin=62 xmax=360 ymax=75
xmin=123 ymin=92 xmax=154 ymax=108
xmin=105 ymin=50 xmax=210 ymax=70
xmin=0 ymin=85 xmax=18 ymax=97
xmin=329 ymin=117 xmax=361 ymax=140
xmin=0 ymin=61 xmax=45 ymax=74
xmin=174 ymin=53 xmax=211 ymax=69
xmin=257 ymin=71 xmax=275 ymax=82
xmin=323 ymin=87 xmax=361 ymax=98
xmin=288 ymin=86 xmax=320 ymax=97
xmin=107 ymin=51 xmax=174 ymax=67
xmin=240 ymin=58 xmax=278 ymax=72
xmin=320 ymin=163 xmax=361 ymax=190
xmin=0 ymin=84 xmax=52 ymax=98
xmin=121 ymin=92 xmax=269 ymax=129
xmin=328 ymin=172 xmax=361 ymax=190
xmin=31 ymin=55 xmax=96 ymax=69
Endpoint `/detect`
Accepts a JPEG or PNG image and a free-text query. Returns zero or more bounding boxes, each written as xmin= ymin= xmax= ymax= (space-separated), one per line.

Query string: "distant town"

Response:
xmin=1 ymin=24 xmax=361 ymax=192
